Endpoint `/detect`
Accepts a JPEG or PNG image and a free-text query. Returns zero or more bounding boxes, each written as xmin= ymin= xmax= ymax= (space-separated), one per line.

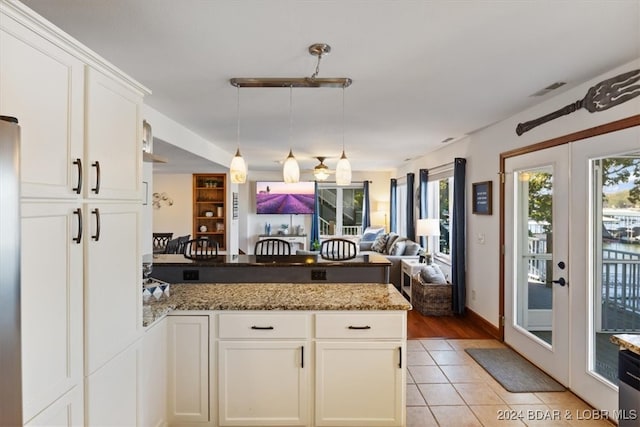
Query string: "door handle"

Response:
xmin=91 ymin=208 xmax=101 ymax=241
xmin=552 ymin=277 xmax=567 ymax=286
xmin=91 ymin=161 xmax=101 ymax=194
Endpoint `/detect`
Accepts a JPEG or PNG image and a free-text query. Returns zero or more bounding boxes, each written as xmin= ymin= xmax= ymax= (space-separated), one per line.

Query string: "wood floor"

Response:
xmin=407 ymin=309 xmax=495 ymax=339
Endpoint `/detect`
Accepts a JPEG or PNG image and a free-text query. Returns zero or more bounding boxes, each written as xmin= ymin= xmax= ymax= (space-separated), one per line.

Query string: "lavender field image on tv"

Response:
xmin=256 ymin=181 xmax=315 ymax=214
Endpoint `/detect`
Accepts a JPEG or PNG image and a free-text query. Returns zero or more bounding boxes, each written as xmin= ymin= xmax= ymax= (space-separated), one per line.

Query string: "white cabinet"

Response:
xmin=167 ymin=315 xmax=211 ymax=425
xmin=24 ymin=387 xmax=83 ymax=427
xmin=0 ymin=13 xmax=84 ymax=200
xmin=85 ymin=67 xmax=143 ymax=201
xmin=20 ymin=202 xmax=83 ymax=423
xmin=141 ymin=318 xmax=168 ymax=427
xmin=86 ymin=340 xmax=141 ymax=427
xmin=314 ymin=313 xmax=406 ymax=427
xmin=217 ymin=312 xmax=310 ymax=426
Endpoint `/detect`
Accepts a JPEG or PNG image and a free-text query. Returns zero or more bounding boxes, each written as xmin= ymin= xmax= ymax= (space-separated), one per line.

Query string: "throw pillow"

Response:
xmin=370 ymin=233 xmax=389 ymax=253
xmin=385 ymin=232 xmax=400 ymax=254
xmin=420 ymin=264 xmax=448 ymax=285
xmin=361 ymin=226 xmax=385 ymax=242
xmin=359 ymin=241 xmax=374 ymax=252
xmin=388 ymin=239 xmax=407 ymax=256
xmin=403 ymin=240 xmax=421 ymax=256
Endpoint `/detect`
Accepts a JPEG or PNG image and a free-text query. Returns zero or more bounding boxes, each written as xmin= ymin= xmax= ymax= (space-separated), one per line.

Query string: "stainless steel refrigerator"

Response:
xmin=0 ymin=115 xmax=22 ymax=426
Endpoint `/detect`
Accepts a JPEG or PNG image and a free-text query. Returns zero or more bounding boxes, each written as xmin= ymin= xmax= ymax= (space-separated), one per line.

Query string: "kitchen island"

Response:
xmin=150 ymin=252 xmax=392 ymax=284
xmin=145 ymin=282 xmax=410 ymax=427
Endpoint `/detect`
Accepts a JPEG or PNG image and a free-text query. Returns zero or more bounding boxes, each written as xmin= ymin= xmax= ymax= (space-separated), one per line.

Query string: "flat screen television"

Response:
xmin=256 ymin=181 xmax=315 ymax=214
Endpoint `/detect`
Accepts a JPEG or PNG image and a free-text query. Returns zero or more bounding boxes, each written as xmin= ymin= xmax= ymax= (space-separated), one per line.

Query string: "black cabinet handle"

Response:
xmin=91 ymin=208 xmax=101 ymax=241
xmin=73 ymin=208 xmax=82 ymax=244
xmin=250 ymin=326 xmax=274 ymax=330
xmin=398 ymin=346 xmax=402 ymax=369
xmin=91 ymin=161 xmax=101 ymax=194
xmin=301 ymin=346 xmax=304 ymax=368
xmin=72 ymin=158 xmax=82 ymax=194
xmin=348 ymin=325 xmax=371 ymax=330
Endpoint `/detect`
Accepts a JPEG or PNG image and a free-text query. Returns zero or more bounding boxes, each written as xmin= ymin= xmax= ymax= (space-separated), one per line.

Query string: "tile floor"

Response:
xmin=406 ymin=339 xmax=616 ymax=427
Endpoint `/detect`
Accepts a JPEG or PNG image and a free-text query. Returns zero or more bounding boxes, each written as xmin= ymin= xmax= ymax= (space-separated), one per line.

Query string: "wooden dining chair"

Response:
xmin=152 ymin=232 xmax=173 ymax=253
xmin=254 ymin=238 xmax=291 ymax=255
xmin=319 ymin=238 xmax=358 ymax=260
xmin=183 ymin=237 xmax=218 ymax=259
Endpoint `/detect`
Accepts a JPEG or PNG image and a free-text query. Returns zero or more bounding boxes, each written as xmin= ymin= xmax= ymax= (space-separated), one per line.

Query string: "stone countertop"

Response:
xmin=143 ymin=283 xmax=411 ymax=327
xmin=611 ymin=334 xmax=640 ymax=356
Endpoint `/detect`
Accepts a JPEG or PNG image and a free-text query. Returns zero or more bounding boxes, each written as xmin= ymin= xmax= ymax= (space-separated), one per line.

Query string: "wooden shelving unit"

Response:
xmin=193 ymin=173 xmax=226 ymax=250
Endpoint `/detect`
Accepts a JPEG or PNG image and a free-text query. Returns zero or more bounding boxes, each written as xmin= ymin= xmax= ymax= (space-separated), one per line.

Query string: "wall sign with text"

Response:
xmin=472 ymin=181 xmax=492 ymax=215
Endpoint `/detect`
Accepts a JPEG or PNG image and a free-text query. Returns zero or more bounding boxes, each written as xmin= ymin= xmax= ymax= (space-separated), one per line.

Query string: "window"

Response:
xmin=318 ymin=184 xmax=365 ymax=236
xmin=427 ymin=165 xmax=454 ymax=258
xmin=394 ymin=181 xmax=408 ymax=237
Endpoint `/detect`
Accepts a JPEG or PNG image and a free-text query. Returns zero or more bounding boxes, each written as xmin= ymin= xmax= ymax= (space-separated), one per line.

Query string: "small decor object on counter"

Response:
xmin=142 ymin=278 xmax=170 ymax=302
xmin=264 ymin=223 xmax=271 ymax=235
xmin=217 ymin=206 xmax=224 ymax=217
xmin=199 ymin=225 xmax=208 ymax=232
xmin=205 ymin=211 xmax=214 ymax=217
xmin=216 ymin=223 xmax=224 ymax=232
xmin=280 ymin=224 xmax=289 ymax=235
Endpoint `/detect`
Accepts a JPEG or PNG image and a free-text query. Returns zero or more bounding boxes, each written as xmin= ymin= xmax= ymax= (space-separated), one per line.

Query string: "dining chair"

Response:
xmin=254 ymin=238 xmax=291 ymax=255
xmin=183 ymin=237 xmax=218 ymax=259
xmin=152 ymin=232 xmax=173 ymax=254
xmin=164 ymin=234 xmax=191 ymax=254
xmin=319 ymin=238 xmax=358 ymax=260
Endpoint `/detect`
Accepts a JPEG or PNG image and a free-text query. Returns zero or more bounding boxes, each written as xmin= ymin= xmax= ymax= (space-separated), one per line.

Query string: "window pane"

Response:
xmin=341 ymin=187 xmax=364 ymax=236
xmin=318 ymin=185 xmax=365 ymax=236
xmin=439 ymin=178 xmax=450 ymax=255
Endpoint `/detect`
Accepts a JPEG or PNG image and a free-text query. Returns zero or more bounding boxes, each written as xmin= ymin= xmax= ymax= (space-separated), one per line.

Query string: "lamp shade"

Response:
xmin=229 ymin=148 xmax=247 ymax=184
xmin=283 ymin=149 xmax=300 ymax=183
xmin=335 ymin=150 xmax=352 ymax=186
xmin=416 ymin=218 xmax=440 ymax=237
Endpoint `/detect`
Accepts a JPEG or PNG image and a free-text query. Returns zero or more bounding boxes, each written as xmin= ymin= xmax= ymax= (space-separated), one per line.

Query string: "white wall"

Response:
xmin=151 ymin=174 xmax=193 ymax=239
xmin=396 ymin=58 xmax=640 ymax=328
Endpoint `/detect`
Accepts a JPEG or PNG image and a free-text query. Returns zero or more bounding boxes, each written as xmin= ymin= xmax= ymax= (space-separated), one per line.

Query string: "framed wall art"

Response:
xmin=472 ymin=181 xmax=492 ymax=215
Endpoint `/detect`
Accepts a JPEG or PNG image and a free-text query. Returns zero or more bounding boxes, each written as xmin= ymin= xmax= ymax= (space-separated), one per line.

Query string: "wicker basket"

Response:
xmin=411 ymin=272 xmax=453 ymax=316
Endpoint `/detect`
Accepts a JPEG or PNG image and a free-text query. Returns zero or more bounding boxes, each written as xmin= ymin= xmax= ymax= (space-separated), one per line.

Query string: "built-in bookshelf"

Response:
xmin=193 ymin=173 xmax=226 ymax=250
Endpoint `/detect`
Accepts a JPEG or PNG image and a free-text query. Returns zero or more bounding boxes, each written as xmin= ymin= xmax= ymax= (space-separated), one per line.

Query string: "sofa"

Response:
xmin=358 ymin=227 xmax=422 ymax=291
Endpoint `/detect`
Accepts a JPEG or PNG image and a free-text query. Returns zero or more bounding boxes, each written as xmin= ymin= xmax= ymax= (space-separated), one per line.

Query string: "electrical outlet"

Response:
xmin=183 ymin=269 xmax=200 ymax=281
xmin=471 ymin=289 xmax=476 ymax=300
xmin=311 ymin=269 xmax=327 ymax=280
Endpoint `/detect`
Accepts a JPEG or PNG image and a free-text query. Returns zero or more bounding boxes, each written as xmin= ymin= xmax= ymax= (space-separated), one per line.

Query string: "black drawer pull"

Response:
xmin=398 ymin=346 xmax=402 ymax=369
xmin=250 ymin=326 xmax=274 ymax=330
xmin=301 ymin=346 xmax=304 ymax=368
xmin=73 ymin=208 xmax=82 ymax=244
xmin=91 ymin=208 xmax=101 ymax=241
xmin=348 ymin=325 xmax=371 ymax=330
xmin=91 ymin=161 xmax=100 ymax=194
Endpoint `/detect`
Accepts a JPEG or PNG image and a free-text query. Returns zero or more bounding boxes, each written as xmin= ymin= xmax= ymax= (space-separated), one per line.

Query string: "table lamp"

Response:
xmin=416 ymin=218 xmax=440 ymax=263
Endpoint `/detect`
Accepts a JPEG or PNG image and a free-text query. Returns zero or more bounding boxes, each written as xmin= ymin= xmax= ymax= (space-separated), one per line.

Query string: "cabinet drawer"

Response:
xmin=315 ymin=313 xmax=405 ymax=339
xmin=218 ymin=313 xmax=309 ymax=339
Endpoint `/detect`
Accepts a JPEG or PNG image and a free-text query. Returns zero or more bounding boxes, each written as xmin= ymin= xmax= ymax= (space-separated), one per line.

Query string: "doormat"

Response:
xmin=465 ymin=348 xmax=565 ymax=393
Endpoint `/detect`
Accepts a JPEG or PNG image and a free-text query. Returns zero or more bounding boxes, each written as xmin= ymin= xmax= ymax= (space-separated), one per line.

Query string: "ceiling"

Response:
xmin=21 ymin=0 xmax=640 ymax=175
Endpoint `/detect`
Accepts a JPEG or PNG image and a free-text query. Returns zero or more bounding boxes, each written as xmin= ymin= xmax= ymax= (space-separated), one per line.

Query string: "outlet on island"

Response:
xmin=311 ymin=269 xmax=327 ymax=280
xmin=183 ymin=269 xmax=200 ymax=281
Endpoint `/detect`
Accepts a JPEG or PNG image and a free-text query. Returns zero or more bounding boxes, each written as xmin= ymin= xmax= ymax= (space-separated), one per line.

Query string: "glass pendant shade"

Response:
xmin=229 ymin=148 xmax=247 ymax=184
xmin=314 ymin=166 xmax=330 ymax=181
xmin=283 ymin=149 xmax=300 ymax=183
xmin=335 ymin=150 xmax=352 ymax=185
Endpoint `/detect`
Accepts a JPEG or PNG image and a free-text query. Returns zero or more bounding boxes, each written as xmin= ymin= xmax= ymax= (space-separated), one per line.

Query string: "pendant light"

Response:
xmin=229 ymin=87 xmax=247 ymax=184
xmin=335 ymin=87 xmax=352 ymax=186
xmin=282 ymin=86 xmax=300 ymax=183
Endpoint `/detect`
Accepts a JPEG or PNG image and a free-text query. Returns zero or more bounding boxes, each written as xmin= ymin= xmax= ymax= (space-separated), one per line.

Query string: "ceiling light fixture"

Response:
xmin=313 ymin=157 xmax=331 ymax=181
xmin=335 ymin=87 xmax=352 ymax=186
xmin=229 ymin=87 xmax=247 ymax=184
xmin=282 ymin=86 xmax=300 ymax=183
xmin=230 ymin=44 xmax=352 ymax=88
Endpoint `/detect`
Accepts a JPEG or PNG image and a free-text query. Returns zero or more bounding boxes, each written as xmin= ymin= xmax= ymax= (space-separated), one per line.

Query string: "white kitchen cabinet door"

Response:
xmin=24 ymin=386 xmax=83 ymax=427
xmin=85 ymin=203 xmax=141 ymax=374
xmin=315 ymin=341 xmax=405 ymax=427
xmin=167 ymin=315 xmax=210 ymax=425
xmin=141 ymin=318 xmax=168 ymax=427
xmin=21 ymin=202 xmax=83 ymax=423
xmin=85 ymin=340 xmax=141 ymax=427
xmin=85 ymin=67 xmax=142 ymax=201
xmin=218 ymin=340 xmax=309 ymax=426
xmin=0 ymin=16 xmax=84 ymax=199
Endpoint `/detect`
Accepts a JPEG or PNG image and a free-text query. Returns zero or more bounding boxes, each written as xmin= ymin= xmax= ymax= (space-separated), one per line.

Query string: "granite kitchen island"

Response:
xmin=150 ymin=252 xmax=392 ymax=284
xmin=145 ymin=282 xmax=410 ymax=426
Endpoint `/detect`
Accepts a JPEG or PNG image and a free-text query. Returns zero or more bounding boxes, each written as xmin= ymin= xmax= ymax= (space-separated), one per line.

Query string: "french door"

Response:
xmin=504 ymin=145 xmax=570 ymax=385
xmin=504 ymin=124 xmax=640 ymax=415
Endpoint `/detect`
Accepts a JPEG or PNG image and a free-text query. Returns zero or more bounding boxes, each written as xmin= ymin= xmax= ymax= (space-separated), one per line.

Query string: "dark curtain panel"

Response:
xmin=406 ymin=173 xmax=415 ymax=241
xmin=389 ymin=179 xmax=397 ymax=233
xmin=362 ymin=180 xmax=371 ymax=230
xmin=311 ymin=181 xmax=320 ymax=248
xmin=419 ymin=168 xmax=429 ymax=248
xmin=452 ymin=158 xmax=466 ymax=314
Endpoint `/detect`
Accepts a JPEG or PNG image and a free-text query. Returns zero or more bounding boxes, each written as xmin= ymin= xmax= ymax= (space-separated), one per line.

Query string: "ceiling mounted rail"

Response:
xmin=229 ymin=43 xmax=352 ymax=88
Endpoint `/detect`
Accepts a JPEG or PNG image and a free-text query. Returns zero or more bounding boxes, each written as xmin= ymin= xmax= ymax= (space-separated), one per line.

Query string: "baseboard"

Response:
xmin=465 ymin=307 xmax=501 ymax=340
